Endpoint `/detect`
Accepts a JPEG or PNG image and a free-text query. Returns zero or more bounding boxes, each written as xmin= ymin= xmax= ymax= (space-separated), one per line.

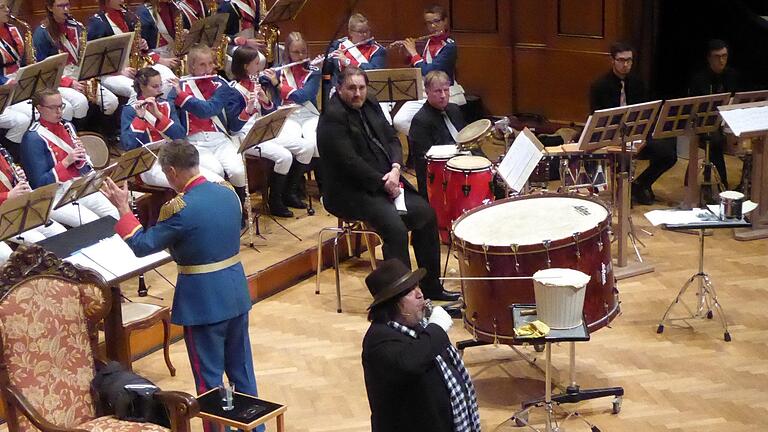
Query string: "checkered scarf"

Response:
xmin=388 ymin=321 xmax=481 ymax=432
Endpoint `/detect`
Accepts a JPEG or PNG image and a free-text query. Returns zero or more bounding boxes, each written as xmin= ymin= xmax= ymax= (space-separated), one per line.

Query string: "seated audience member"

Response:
xmin=362 ymin=259 xmax=480 ymax=432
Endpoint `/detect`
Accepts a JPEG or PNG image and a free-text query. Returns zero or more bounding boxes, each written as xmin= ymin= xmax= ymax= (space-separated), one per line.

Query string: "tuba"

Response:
xmin=9 ymin=15 xmax=35 ymax=65
xmin=257 ymin=0 xmax=279 ymax=64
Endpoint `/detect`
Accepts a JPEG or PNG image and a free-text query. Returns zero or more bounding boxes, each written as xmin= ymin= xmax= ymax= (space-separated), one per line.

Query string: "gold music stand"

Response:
xmin=365 ymin=68 xmax=423 ymax=117
xmin=260 ymin=0 xmax=308 ymax=26
xmin=652 ymin=93 xmax=731 ymax=209
xmin=579 ymin=101 xmax=662 ymax=279
xmin=238 ymin=106 xmax=298 ymax=247
xmin=11 ymin=53 xmax=67 ymax=107
xmin=55 ymin=166 xmax=119 ymax=212
xmin=178 ymin=13 xmax=229 ymax=55
xmin=0 ymin=183 xmax=59 ymax=242
xmin=718 ymin=100 xmax=768 ymax=241
xmin=109 ymin=142 xmax=163 ymax=183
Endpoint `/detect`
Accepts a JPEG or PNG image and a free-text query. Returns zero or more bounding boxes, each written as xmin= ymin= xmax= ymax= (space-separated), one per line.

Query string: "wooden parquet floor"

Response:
xmin=5 ymin=155 xmax=768 ymax=432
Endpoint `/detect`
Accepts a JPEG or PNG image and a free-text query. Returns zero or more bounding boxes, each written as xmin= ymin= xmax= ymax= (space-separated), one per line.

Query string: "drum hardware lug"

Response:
xmin=573 ymin=232 xmax=581 ymax=259
xmin=542 ymin=240 xmax=552 ymax=268
xmin=510 ymin=244 xmax=520 ymax=272
xmin=482 ymin=244 xmax=491 ymax=272
xmin=462 ymin=184 xmax=471 ymax=197
xmin=471 ymin=313 xmax=478 ymax=340
xmin=492 ymin=317 xmax=499 ymax=346
xmin=428 ymin=172 xmax=435 ymax=184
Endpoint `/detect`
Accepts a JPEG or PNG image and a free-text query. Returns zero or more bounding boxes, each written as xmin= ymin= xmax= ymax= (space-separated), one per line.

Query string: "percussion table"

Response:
xmin=657 ymin=217 xmax=751 ymax=341
xmin=196 ymin=388 xmax=286 ymax=432
xmin=509 ymin=304 xmax=623 ymax=432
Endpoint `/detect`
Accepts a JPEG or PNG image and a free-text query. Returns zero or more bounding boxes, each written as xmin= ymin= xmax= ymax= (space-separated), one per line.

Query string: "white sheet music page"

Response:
xmin=79 ymin=234 xmax=170 ymax=280
xmin=497 ymin=128 xmax=544 ymax=192
xmin=65 ymin=252 xmax=117 ymax=281
xmin=718 ymin=105 xmax=768 ymax=137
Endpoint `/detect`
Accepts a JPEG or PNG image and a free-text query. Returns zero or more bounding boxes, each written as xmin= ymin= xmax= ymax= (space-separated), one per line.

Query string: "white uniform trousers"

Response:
xmin=101 ymin=74 xmax=135 ymax=99
xmin=392 ymin=87 xmax=466 ymax=136
xmin=62 ymin=64 xmax=119 ymax=116
xmin=240 ymin=116 xmax=314 ymax=175
xmin=0 ymin=102 xmax=33 ymax=143
xmin=0 ymin=220 xmax=67 ymax=262
xmin=0 ymin=242 xmax=11 ymax=263
xmin=51 ymin=185 xmax=120 ymax=227
xmin=139 ymin=163 xmax=224 ymax=188
xmin=286 ymin=108 xmax=319 ymax=157
xmin=188 ymin=131 xmax=246 ymax=187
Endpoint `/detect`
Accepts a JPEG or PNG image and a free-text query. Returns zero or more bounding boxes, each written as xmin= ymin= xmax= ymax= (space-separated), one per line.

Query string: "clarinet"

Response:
xmin=0 ymin=147 xmax=21 ymax=186
xmin=61 ymin=121 xmax=93 ymax=174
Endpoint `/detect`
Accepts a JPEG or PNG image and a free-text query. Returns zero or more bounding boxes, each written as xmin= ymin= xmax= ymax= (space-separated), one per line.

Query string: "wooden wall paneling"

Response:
xmin=557 ymin=0 xmax=604 ymax=38
xmin=451 ymin=0 xmax=497 ymax=33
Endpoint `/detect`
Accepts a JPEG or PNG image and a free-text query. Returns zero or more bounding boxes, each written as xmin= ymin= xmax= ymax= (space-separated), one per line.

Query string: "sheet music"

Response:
xmin=718 ymin=105 xmax=768 ymax=136
xmin=497 ymin=130 xmax=544 ymax=192
xmin=77 ymin=234 xmax=170 ymax=280
xmin=65 ymin=252 xmax=117 ymax=281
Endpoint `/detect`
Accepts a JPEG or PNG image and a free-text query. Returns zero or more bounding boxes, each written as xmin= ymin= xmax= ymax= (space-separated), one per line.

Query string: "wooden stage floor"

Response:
xmin=6 ymin=155 xmax=768 ymax=431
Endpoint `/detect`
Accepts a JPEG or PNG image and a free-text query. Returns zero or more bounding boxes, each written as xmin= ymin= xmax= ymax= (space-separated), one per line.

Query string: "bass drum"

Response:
xmin=451 ymin=193 xmax=619 ymax=344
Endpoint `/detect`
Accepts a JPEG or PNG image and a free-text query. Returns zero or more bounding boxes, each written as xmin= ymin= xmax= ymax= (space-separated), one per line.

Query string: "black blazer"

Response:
xmin=408 ymin=102 xmax=466 ymax=158
xmin=589 ymin=71 xmax=647 ymax=112
xmin=362 ymin=322 xmax=454 ymax=432
xmin=317 ymin=93 xmax=412 ymax=217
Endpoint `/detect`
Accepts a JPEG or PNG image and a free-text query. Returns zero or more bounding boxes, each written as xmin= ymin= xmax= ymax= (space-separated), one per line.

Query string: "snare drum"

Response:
xmin=426 ymin=154 xmax=454 ymax=244
xmin=452 ymin=194 xmax=618 ymax=344
xmin=445 ymin=155 xmax=493 ymax=224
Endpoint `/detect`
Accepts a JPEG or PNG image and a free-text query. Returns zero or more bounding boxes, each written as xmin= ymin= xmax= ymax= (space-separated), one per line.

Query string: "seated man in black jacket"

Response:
xmin=408 ymin=70 xmax=467 ymax=198
xmin=589 ymin=41 xmax=677 ymax=205
xmin=317 ymin=67 xmax=459 ymax=303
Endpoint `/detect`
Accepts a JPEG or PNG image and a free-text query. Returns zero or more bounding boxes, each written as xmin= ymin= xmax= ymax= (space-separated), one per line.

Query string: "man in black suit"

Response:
xmin=317 ymin=67 xmax=459 ymax=303
xmin=589 ymin=41 xmax=677 ymax=205
xmin=409 ymin=70 xmax=467 ymax=197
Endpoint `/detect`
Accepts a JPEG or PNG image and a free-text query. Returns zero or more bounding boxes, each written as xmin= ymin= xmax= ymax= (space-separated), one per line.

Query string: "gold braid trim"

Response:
xmin=217 ymin=180 xmax=235 ymax=193
xmin=158 ymin=194 xmax=186 ymax=222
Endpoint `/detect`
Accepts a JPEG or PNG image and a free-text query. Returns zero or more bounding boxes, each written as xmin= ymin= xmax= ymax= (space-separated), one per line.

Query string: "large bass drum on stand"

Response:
xmin=451 ymin=193 xmax=620 ymax=344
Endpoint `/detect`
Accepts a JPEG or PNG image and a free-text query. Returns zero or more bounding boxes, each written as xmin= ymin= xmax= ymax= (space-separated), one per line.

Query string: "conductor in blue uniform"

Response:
xmin=101 ymin=140 xmax=263 ymax=432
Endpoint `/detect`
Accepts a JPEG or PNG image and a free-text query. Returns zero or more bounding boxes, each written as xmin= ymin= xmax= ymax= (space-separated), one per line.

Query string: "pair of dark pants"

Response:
xmin=349 ymin=188 xmax=442 ymax=295
xmin=634 ymin=137 xmax=678 ymax=189
xmin=184 ymin=313 xmax=262 ymax=432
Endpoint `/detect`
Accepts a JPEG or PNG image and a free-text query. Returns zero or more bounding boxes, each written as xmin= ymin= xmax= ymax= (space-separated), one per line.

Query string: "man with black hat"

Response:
xmin=361 ymin=259 xmax=481 ymax=432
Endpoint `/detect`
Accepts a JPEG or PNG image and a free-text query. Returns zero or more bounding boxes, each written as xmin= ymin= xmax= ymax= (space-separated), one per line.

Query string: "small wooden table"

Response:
xmin=196 ymin=388 xmax=286 ymax=432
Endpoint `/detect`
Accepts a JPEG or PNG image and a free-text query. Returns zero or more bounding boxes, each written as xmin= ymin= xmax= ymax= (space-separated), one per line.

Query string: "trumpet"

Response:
xmin=388 ymin=32 xmax=443 ymax=49
xmin=61 ymin=121 xmax=93 ymax=173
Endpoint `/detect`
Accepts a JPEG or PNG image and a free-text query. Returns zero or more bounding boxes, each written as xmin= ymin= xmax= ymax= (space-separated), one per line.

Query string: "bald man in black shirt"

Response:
xmin=589 ymin=42 xmax=677 ymax=205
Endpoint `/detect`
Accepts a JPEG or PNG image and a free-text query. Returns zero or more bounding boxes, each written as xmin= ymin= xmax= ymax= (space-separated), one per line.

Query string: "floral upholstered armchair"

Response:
xmin=0 ymin=244 xmax=199 ymax=432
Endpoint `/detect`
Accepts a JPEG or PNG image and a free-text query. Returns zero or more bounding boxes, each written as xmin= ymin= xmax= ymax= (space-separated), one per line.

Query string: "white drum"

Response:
xmin=533 ymin=268 xmax=590 ymax=330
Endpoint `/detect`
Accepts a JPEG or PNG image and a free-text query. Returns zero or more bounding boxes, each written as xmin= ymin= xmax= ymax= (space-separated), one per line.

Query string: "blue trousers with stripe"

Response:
xmin=184 ymin=312 xmax=265 ymax=432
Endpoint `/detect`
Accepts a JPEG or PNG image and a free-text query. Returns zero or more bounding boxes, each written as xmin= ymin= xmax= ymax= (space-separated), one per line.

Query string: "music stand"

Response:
xmin=652 ymin=93 xmax=731 ymax=209
xmin=110 ymin=142 xmax=162 ymax=183
xmin=578 ymin=101 xmax=662 ymax=279
xmin=11 ymin=53 xmax=67 ymax=116
xmin=0 ymin=83 xmax=14 ymax=114
xmin=717 ymin=100 xmax=768 ymax=241
xmin=55 ymin=166 xmax=118 ymax=220
xmin=78 ymin=34 xmax=132 ymax=81
xmin=731 ymin=89 xmax=768 ymax=105
xmin=238 ymin=106 xmax=298 ymax=247
xmin=178 ymin=13 xmax=229 ymax=55
xmin=260 ymin=0 xmax=308 ymax=25
xmin=366 ymin=68 xmax=423 ymax=118
xmin=0 ymin=183 xmax=59 ymax=242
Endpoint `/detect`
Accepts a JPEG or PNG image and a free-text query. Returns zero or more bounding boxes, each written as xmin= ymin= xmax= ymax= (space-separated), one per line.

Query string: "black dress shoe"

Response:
xmin=444 ymin=305 xmax=463 ymax=319
xmin=283 ymin=193 xmax=307 ymax=209
xmin=426 ymin=289 xmax=461 ymax=302
xmin=631 ymin=184 xmax=653 ymax=205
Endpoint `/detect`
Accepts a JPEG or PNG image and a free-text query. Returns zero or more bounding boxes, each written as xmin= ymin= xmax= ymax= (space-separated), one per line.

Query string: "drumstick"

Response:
xmin=439 ymin=276 xmax=564 ymax=281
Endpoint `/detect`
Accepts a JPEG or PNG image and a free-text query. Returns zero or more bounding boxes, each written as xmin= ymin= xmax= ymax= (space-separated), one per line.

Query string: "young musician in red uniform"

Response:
xmin=21 ymin=89 xmax=119 ymax=227
xmin=33 ymin=0 xmax=119 ymax=120
xmin=0 ymin=0 xmax=32 ymax=148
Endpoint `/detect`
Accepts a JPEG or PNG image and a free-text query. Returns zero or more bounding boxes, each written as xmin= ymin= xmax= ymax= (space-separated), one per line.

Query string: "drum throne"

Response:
xmin=0 ymin=244 xmax=199 ymax=432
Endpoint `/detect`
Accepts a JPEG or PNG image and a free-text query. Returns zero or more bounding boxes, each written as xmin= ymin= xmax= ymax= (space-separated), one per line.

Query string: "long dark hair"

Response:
xmin=230 ymin=46 xmax=262 ymax=81
xmin=367 ymin=288 xmax=412 ymax=323
xmin=44 ymin=0 xmax=62 ymax=42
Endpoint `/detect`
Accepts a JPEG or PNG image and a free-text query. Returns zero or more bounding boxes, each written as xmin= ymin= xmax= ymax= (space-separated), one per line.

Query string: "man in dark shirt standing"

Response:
xmin=317 ymin=67 xmax=460 ymax=304
xmin=408 ymin=70 xmax=466 ymax=197
xmin=589 ymin=42 xmax=677 ymax=205
xmin=688 ymin=39 xmax=744 ymax=190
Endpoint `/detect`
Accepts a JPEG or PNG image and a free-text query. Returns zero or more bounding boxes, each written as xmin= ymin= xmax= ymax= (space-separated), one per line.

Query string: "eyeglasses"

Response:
xmin=425 ymin=18 xmax=444 ymax=26
xmin=53 ymin=2 xmax=70 ymax=9
xmin=613 ymin=57 xmax=633 ymax=64
xmin=39 ymin=103 xmax=66 ymax=111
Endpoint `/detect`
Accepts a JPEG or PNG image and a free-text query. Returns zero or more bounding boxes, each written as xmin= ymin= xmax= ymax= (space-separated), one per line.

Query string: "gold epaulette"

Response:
xmin=158 ymin=194 xmax=186 ymax=222
xmin=217 ymin=180 xmax=235 ymax=193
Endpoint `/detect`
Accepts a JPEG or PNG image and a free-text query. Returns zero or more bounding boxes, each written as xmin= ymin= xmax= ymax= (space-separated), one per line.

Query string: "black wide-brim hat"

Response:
xmin=365 ymin=259 xmax=427 ymax=310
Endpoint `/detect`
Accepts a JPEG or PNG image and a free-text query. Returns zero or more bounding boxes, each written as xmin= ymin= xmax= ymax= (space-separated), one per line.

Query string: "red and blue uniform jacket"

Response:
xmin=120 ymin=97 xmax=186 ymax=151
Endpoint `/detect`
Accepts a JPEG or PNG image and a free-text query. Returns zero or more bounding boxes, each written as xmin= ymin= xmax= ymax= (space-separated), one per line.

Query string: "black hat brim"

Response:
xmin=367 ymin=268 xmax=427 ymax=310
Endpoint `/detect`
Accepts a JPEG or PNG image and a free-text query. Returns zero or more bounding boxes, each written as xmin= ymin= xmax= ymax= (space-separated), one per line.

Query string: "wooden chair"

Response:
xmin=316 ymin=218 xmax=382 ymax=313
xmin=0 ymin=244 xmax=198 ymax=432
xmin=120 ymin=302 xmax=176 ymax=376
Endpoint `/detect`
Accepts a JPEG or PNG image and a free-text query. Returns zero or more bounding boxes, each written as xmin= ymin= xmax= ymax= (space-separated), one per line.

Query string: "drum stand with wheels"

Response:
xmin=656 ymin=224 xmax=745 ymax=342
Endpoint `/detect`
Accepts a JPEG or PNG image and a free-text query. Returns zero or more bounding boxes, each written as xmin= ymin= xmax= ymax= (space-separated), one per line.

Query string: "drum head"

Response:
xmin=79 ymin=133 xmax=110 ymax=169
xmin=447 ymin=155 xmax=492 ymax=171
xmin=457 ymin=119 xmax=491 ymax=144
xmin=453 ymin=196 xmax=609 ymax=247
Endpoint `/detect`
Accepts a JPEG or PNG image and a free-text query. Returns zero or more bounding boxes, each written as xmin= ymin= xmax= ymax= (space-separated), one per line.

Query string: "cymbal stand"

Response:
xmin=699 ymin=134 xmax=725 ymax=204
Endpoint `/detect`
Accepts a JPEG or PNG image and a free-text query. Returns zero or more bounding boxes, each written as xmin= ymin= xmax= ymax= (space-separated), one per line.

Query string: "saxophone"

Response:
xmin=209 ymin=0 xmax=228 ymax=70
xmin=125 ymin=6 xmax=153 ymax=69
xmin=173 ymin=5 xmax=186 ymax=75
xmin=9 ymin=14 xmax=35 ymax=65
xmin=257 ymin=0 xmax=279 ymax=64
xmin=74 ymin=19 xmax=99 ymax=102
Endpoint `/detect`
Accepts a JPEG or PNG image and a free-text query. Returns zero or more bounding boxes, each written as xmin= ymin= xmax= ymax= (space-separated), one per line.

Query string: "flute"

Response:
xmin=177 ymin=74 xmax=219 ymax=82
xmin=259 ymin=37 xmax=375 ymax=76
xmin=388 ymin=32 xmax=443 ymax=49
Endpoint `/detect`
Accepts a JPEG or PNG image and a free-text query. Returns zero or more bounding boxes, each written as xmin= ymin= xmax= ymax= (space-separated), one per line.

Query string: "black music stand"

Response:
xmin=109 ymin=142 xmax=162 ymax=183
xmin=0 ymin=183 xmax=59 ymax=242
xmin=509 ymin=304 xmax=622 ymax=432
xmin=717 ymin=100 xmax=768 ymax=241
xmin=55 ymin=166 xmax=118 ymax=226
xmin=238 ymin=106 xmax=299 ymax=247
xmin=260 ymin=0 xmax=307 ymax=25
xmin=179 ymin=13 xmax=229 ymax=55
xmin=0 ymin=84 xmax=14 ymax=114
xmin=652 ymin=93 xmax=731 ymax=209
xmin=365 ymin=68 xmax=423 ymax=118
xmin=78 ymin=33 xmax=132 ymax=114
xmin=11 ymin=53 xmax=67 ymax=117
xmin=579 ymin=100 xmax=662 ymax=279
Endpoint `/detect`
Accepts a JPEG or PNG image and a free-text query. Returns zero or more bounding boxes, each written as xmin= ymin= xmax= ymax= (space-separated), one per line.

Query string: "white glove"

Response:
xmin=428 ymin=306 xmax=453 ymax=332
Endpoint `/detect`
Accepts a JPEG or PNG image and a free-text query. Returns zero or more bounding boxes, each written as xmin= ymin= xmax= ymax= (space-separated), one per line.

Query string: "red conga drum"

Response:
xmin=444 ymin=155 xmax=494 ymax=224
xmin=426 ymin=153 xmax=455 ymax=244
xmin=451 ymin=193 xmax=619 ymax=344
